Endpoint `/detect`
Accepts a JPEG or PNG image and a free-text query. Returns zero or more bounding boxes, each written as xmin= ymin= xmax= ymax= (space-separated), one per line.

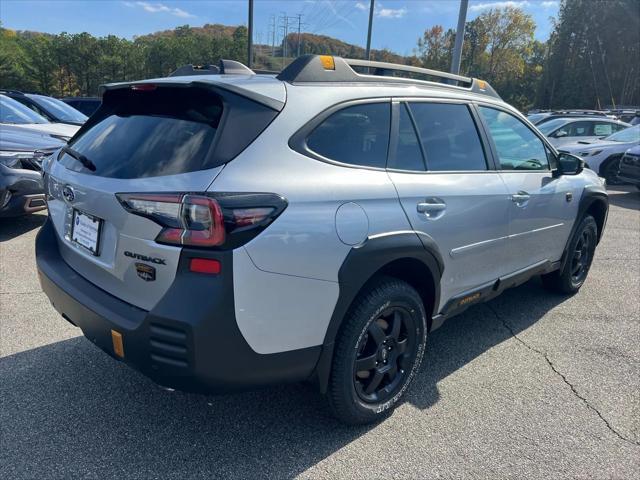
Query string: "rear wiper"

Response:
xmin=61 ymin=145 xmax=96 ymax=171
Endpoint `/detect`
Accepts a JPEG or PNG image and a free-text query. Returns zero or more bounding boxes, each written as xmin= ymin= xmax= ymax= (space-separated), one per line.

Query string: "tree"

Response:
xmin=537 ymin=0 xmax=640 ymax=109
xmin=415 ymin=25 xmax=455 ymax=72
xmin=417 ymin=7 xmax=538 ymax=109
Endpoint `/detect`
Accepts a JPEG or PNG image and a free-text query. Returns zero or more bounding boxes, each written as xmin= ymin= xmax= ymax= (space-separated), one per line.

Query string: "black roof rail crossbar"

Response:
xmin=276 ymin=55 xmax=500 ymax=99
xmin=169 ymin=59 xmax=257 ymax=77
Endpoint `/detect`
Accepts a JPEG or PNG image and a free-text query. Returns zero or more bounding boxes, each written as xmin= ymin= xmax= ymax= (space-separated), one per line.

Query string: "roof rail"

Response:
xmin=169 ymin=59 xmax=257 ymax=77
xmin=549 ymin=109 xmax=607 ymax=116
xmin=276 ymin=55 xmax=500 ymax=99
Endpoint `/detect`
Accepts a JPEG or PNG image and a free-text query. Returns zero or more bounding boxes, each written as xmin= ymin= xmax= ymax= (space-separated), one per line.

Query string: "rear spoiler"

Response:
xmin=100 ymin=79 xmax=284 ymax=112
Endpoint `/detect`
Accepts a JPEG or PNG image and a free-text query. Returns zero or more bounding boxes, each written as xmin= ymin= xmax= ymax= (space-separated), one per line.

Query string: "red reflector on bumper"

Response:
xmin=189 ymin=258 xmax=221 ymax=274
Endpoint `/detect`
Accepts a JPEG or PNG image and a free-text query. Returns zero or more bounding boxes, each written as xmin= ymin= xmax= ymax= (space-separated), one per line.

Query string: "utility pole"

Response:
xmin=365 ymin=0 xmax=375 ymax=60
xmin=450 ymin=0 xmax=468 ymax=75
xmin=247 ymin=0 xmax=254 ymax=68
xmin=296 ymin=13 xmax=303 ymax=58
xmin=280 ymin=13 xmax=290 ymax=67
xmin=269 ymin=15 xmax=276 ymax=56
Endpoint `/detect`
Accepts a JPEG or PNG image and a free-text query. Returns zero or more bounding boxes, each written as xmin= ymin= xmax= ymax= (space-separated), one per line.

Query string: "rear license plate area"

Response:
xmin=71 ymin=209 xmax=103 ymax=256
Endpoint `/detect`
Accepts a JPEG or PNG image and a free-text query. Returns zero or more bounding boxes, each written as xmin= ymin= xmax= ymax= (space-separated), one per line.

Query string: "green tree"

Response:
xmin=537 ymin=0 xmax=640 ymax=109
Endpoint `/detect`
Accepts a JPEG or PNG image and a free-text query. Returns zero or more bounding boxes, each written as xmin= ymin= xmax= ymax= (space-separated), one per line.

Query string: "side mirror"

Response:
xmin=554 ymin=153 xmax=584 ymax=176
xmin=554 ymin=130 xmax=568 ymax=138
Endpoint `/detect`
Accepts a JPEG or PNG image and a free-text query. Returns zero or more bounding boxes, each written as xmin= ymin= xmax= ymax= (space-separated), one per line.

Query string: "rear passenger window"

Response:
xmin=389 ymin=103 xmax=425 ymax=171
xmin=408 ymin=103 xmax=487 ymax=171
xmin=593 ymin=123 xmax=614 ymax=136
xmin=306 ymin=102 xmax=390 ymax=168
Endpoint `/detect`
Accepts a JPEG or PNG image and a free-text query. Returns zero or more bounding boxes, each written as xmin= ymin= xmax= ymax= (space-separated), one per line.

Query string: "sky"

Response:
xmin=0 ymin=0 xmax=560 ymax=56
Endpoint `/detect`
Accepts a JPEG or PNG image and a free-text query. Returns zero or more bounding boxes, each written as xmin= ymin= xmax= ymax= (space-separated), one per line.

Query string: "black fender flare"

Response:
xmin=313 ymin=231 xmax=443 ymax=393
xmin=560 ymin=185 xmax=608 ymax=272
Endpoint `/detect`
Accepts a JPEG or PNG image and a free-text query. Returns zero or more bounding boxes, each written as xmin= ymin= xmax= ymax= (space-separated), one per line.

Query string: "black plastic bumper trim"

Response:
xmin=36 ymin=218 xmax=321 ymax=393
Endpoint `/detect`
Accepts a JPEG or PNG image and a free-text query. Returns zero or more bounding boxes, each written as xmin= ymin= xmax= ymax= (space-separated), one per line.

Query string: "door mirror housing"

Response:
xmin=554 ymin=153 xmax=584 ymax=177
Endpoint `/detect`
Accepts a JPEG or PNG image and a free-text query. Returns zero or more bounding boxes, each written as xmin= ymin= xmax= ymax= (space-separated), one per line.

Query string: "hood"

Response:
xmin=6 ymin=122 xmax=80 ymax=141
xmin=0 ymin=125 xmax=66 ymax=152
xmin=560 ymin=139 xmax=624 ymax=153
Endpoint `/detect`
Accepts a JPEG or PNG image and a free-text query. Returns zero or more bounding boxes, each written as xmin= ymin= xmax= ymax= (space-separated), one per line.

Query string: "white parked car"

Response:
xmin=537 ymin=117 xmax=630 ymax=147
xmin=559 ymin=125 xmax=640 ymax=182
xmin=0 ymin=94 xmax=79 ymax=141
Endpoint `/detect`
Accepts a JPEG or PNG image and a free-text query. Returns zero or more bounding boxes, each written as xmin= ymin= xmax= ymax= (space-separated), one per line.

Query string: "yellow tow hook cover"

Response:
xmin=111 ymin=330 xmax=124 ymax=358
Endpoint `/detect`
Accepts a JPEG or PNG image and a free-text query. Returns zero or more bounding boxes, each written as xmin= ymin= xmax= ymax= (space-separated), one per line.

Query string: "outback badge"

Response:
xmin=135 ymin=262 xmax=156 ymax=282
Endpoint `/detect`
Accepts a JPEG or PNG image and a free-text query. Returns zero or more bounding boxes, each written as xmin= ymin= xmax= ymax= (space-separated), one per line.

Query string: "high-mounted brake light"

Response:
xmin=116 ymin=192 xmax=287 ymax=250
xmin=130 ymin=84 xmax=157 ymax=91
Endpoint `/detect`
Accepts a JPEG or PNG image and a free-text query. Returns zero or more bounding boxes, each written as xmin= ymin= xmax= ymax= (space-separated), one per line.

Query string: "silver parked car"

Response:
xmin=0 ymin=94 xmax=80 ymax=141
xmin=36 ymin=56 xmax=608 ymax=424
xmin=560 ymin=124 xmax=640 ymax=183
xmin=537 ymin=117 xmax=630 ymax=147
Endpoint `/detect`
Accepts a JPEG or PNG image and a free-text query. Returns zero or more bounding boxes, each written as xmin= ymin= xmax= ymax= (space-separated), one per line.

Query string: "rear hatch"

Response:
xmin=44 ymin=77 xmax=284 ymax=311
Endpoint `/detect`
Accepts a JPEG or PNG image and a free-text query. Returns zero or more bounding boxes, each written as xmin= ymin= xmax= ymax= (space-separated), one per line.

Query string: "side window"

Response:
xmin=479 ymin=106 xmax=549 ymax=171
xmin=388 ymin=103 xmax=425 ymax=171
xmin=306 ymin=102 xmax=390 ymax=168
xmin=593 ymin=122 xmax=614 ymax=136
xmin=408 ymin=102 xmax=487 ymax=171
xmin=565 ymin=121 xmax=592 ymax=137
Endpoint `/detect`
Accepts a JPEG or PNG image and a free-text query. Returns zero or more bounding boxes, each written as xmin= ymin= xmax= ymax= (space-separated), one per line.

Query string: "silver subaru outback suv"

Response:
xmin=37 ymin=55 xmax=608 ymax=424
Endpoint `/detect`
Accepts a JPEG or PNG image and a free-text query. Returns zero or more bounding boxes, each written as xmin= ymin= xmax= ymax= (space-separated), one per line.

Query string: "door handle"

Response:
xmin=417 ymin=199 xmax=446 ymax=219
xmin=511 ymin=191 xmax=530 ymax=205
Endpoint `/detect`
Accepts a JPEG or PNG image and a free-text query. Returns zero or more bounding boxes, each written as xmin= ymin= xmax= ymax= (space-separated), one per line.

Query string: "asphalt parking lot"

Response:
xmin=1 ymin=187 xmax=638 ymax=479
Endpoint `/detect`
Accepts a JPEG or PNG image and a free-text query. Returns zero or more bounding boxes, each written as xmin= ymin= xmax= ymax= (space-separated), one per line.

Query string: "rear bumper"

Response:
xmin=36 ymin=218 xmax=320 ymax=393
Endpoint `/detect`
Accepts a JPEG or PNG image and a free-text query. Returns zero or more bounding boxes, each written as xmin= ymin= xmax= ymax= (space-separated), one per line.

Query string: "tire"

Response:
xmin=600 ymin=156 xmax=623 ymax=185
xmin=327 ymin=276 xmax=427 ymax=425
xmin=541 ymin=215 xmax=598 ymax=294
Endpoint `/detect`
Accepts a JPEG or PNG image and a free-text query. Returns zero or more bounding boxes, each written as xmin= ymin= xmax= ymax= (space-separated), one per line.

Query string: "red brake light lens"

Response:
xmin=117 ymin=193 xmax=225 ymax=247
xmin=116 ymin=192 xmax=287 ymax=249
xmin=189 ymin=258 xmax=221 ymax=274
xmin=130 ymin=84 xmax=157 ymax=91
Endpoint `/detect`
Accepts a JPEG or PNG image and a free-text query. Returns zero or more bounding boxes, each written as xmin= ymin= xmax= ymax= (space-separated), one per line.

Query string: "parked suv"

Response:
xmin=36 ymin=56 xmax=608 ymax=424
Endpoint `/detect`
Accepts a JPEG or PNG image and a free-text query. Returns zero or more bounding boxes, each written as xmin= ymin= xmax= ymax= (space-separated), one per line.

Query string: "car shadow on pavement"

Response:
xmin=0 ymin=212 xmax=46 ymax=242
xmin=607 ymin=186 xmax=640 ymax=211
xmin=0 ymin=278 xmax=568 ymax=479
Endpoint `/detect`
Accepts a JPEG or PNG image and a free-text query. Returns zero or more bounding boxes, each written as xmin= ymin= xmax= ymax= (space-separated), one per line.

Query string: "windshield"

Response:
xmin=537 ymin=118 xmax=569 ymax=135
xmin=527 ymin=113 xmax=550 ymax=125
xmin=0 ymin=94 xmax=49 ymax=124
xmin=605 ymin=125 xmax=640 ymax=143
xmin=27 ymin=94 xmax=88 ymax=123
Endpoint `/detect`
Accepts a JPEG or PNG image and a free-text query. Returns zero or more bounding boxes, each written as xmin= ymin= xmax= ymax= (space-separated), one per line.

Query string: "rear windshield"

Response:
xmin=60 ymin=87 xmax=222 ymax=179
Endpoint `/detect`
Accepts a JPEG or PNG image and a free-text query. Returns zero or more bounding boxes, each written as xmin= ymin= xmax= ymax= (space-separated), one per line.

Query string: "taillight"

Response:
xmin=116 ymin=192 xmax=287 ymax=249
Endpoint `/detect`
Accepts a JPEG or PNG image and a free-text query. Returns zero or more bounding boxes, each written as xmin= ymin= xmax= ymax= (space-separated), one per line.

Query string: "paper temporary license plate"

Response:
xmin=71 ymin=209 xmax=102 ymax=255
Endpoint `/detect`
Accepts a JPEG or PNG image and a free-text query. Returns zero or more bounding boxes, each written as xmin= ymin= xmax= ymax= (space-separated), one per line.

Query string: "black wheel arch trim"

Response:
xmin=560 ymin=185 xmax=608 ymax=272
xmin=313 ymin=230 xmax=443 ymax=393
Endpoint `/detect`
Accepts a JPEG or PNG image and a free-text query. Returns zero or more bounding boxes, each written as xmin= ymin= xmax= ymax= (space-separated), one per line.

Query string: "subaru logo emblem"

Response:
xmin=62 ymin=186 xmax=75 ymax=203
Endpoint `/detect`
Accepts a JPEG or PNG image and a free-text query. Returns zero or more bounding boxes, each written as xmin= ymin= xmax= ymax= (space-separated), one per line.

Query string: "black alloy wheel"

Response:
xmin=354 ymin=307 xmax=417 ymax=404
xmin=327 ymin=277 xmax=427 ymax=425
xmin=570 ymin=227 xmax=594 ymax=284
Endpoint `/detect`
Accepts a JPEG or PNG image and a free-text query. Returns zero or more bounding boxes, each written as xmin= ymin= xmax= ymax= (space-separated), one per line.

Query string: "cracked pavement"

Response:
xmin=1 ymin=187 xmax=639 ymax=479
